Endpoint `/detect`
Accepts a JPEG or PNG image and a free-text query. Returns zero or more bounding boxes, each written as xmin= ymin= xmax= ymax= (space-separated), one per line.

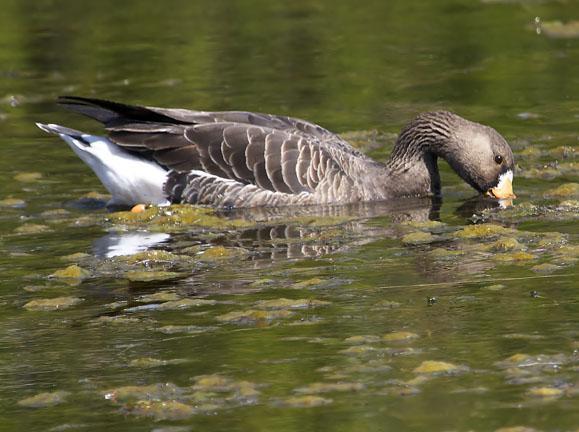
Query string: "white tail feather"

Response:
xmin=37 ymin=123 xmax=169 ymax=206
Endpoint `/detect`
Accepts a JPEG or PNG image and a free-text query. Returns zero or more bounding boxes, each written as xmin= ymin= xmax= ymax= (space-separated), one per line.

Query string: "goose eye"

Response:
xmin=494 ymin=155 xmax=503 ymax=165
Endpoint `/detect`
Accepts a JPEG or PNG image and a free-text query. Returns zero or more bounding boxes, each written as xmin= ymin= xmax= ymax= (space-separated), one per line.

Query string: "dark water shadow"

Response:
xmin=218 ymin=196 xmax=442 ymax=223
xmin=455 ymin=195 xmax=513 ymax=220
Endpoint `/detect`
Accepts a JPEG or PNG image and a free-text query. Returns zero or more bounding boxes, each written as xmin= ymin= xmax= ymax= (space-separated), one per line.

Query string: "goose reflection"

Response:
xmin=93 ymin=231 xmax=171 ymax=258
xmin=90 ymin=196 xmax=507 ymax=275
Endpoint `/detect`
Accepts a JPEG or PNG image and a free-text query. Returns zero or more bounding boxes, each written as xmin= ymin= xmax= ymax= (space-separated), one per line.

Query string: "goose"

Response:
xmin=37 ymin=96 xmax=515 ymax=209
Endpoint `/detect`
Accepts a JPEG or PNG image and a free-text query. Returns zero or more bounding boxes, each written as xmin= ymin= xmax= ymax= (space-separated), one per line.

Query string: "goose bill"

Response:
xmin=486 ymin=170 xmax=516 ymax=199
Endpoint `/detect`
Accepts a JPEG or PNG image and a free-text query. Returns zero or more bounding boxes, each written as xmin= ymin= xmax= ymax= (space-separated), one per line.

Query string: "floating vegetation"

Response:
xmin=14 ymin=223 xmax=51 ymax=234
xmin=477 ymin=201 xmax=579 ymax=224
xmin=137 ymin=292 xmax=182 ymax=303
xmin=402 ymin=220 xmax=446 ymax=231
xmin=128 ymin=357 xmax=188 ymax=368
xmin=401 ymin=231 xmax=436 ymax=245
xmin=192 ymin=374 xmax=260 ymax=398
xmin=549 ymin=146 xmax=577 ymax=160
xmin=152 ymin=298 xmax=218 ymax=311
xmin=372 ymin=300 xmax=402 ymax=309
xmin=0 ymin=197 xmax=26 ymax=208
xmin=526 ymin=386 xmax=564 ymax=398
xmin=107 ymin=205 xmax=254 ymax=233
xmin=17 ymin=391 xmax=70 ymax=408
xmin=124 ymin=270 xmax=182 ymax=283
xmin=118 ymin=250 xmax=187 ymax=265
xmin=426 ymin=248 xmax=463 ymax=261
xmin=539 ymin=20 xmax=579 ymax=39
xmin=496 ymin=353 xmax=570 ymax=370
xmin=187 ymin=375 xmax=261 ymax=408
xmin=103 ymin=383 xmax=220 ymax=420
xmin=494 ymin=427 xmax=540 ymax=432
xmin=50 ymin=265 xmax=90 ymax=281
xmin=516 ymin=112 xmax=540 ymax=120
xmin=216 ymin=309 xmax=294 ymax=325
xmin=13 ymin=171 xmax=43 ymax=183
xmin=254 ymin=298 xmax=331 ymax=310
xmin=518 ymin=162 xmax=578 ymax=180
xmin=530 ymin=263 xmax=561 ymax=273
xmin=382 ymin=331 xmax=419 ymax=342
xmin=38 ymin=209 xmax=72 ymax=226
xmin=155 ymin=325 xmax=218 ymax=335
xmin=344 ymin=335 xmax=381 ymax=345
xmin=490 ymin=237 xmax=523 ymax=252
xmin=493 ymin=251 xmax=536 ymax=262
xmin=339 ymin=345 xmax=378 ymax=355
xmin=276 ymin=395 xmax=333 ymax=408
xmin=544 ymin=183 xmax=579 ymax=199
xmin=23 ymin=296 xmax=83 ymax=311
xmin=482 ymin=0 xmax=549 ymax=4
xmin=194 ymin=246 xmax=249 ymax=262
xmin=126 ymin=298 xmax=217 ymax=313
xmin=91 ymin=315 xmax=143 ymax=326
xmin=291 ymin=278 xmax=327 ymax=289
xmin=454 ymin=224 xmax=514 ymax=240
xmin=103 ymin=383 xmax=183 ymax=403
xmin=482 ymin=284 xmax=506 ymax=291
xmin=413 ymin=361 xmax=468 ymax=375
xmin=294 ymin=382 xmax=365 ymax=394
xmin=502 ymin=333 xmax=545 ymax=340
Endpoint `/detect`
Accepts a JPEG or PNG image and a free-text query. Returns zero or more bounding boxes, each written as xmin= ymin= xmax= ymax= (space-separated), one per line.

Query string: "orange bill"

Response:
xmin=486 ymin=170 xmax=516 ymax=199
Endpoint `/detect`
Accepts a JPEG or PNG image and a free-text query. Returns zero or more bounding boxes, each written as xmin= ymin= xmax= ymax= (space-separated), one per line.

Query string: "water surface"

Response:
xmin=0 ymin=1 xmax=578 ymax=431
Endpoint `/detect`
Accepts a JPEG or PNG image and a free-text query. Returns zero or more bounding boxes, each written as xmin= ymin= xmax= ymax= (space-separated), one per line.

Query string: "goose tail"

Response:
xmin=37 ymin=123 xmax=170 ymax=207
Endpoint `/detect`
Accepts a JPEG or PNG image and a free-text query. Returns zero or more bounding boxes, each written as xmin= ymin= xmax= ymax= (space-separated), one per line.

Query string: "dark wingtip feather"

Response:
xmin=57 ymin=96 xmax=191 ymax=127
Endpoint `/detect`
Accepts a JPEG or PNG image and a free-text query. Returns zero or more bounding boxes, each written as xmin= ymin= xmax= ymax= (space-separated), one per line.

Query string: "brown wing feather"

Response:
xmin=107 ymin=120 xmax=344 ymax=197
xmin=58 ymin=97 xmax=362 ymax=199
xmin=144 ymin=107 xmax=337 ymax=141
xmin=184 ymin=125 xmax=232 ymax=179
xmin=281 ymin=136 xmax=308 ymax=193
xmin=222 ymin=126 xmax=254 ymax=182
xmin=297 ymin=139 xmax=314 ymax=187
xmin=207 ymin=137 xmax=236 ymax=180
xmin=264 ymin=132 xmax=292 ymax=194
xmin=245 ymin=127 xmax=266 ymax=171
xmin=108 ymin=126 xmax=202 ymax=170
xmin=154 ymin=147 xmax=202 ymax=171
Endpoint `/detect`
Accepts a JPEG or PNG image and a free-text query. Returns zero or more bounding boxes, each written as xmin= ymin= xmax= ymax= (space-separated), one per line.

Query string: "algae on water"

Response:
xmin=108 ymin=205 xmax=254 ymax=232
xmin=18 ymin=391 xmax=70 ymax=408
xmin=51 ymin=265 xmax=90 ymax=280
xmin=23 ymin=296 xmax=83 ymax=311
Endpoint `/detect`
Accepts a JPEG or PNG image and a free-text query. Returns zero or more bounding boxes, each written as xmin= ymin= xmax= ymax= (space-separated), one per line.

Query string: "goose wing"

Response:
xmin=58 ymin=96 xmax=360 ymax=195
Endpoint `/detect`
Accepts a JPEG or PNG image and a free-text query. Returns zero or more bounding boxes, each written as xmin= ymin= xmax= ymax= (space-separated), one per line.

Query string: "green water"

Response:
xmin=0 ymin=1 xmax=578 ymax=431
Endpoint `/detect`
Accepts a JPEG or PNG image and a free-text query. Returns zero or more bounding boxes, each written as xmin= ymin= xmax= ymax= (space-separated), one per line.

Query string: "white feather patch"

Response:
xmin=496 ymin=170 xmax=513 ymax=189
xmin=50 ymin=125 xmax=169 ymax=206
xmin=93 ymin=232 xmax=171 ymax=258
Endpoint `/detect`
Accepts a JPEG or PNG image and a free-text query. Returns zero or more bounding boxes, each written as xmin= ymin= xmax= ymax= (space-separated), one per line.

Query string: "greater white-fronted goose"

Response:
xmin=37 ymin=96 xmax=515 ymax=208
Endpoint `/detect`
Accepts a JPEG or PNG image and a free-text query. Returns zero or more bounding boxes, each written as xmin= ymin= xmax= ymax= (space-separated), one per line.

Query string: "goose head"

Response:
xmin=442 ymin=116 xmax=515 ymax=199
xmin=394 ymin=112 xmax=516 ymax=200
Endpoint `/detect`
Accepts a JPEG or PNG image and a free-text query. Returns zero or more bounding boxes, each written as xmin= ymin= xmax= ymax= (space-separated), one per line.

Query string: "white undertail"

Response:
xmin=37 ymin=123 xmax=170 ymax=207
